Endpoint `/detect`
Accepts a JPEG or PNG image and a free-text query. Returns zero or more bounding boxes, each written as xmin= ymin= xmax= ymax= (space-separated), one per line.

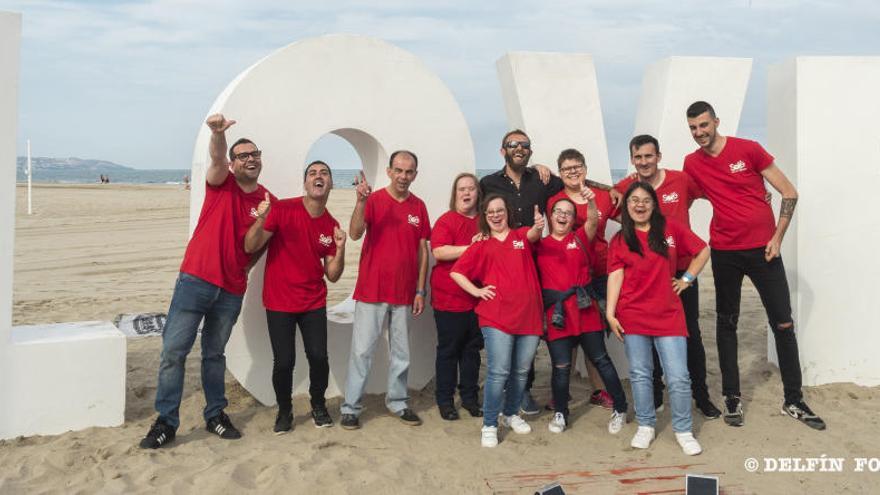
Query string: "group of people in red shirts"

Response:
xmin=139 ymin=101 xmax=825 ymax=457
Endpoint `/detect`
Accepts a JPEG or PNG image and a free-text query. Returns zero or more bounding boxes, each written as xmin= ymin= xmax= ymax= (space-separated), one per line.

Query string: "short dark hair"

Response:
xmin=501 ymin=129 xmax=529 ymax=148
xmin=556 ymin=148 xmax=585 ymax=168
xmin=478 ymin=193 xmax=513 ymax=236
xmin=629 ymin=135 xmax=660 ymax=156
xmin=389 ymin=150 xmax=418 ymax=169
xmin=303 ymin=160 xmax=332 ymax=181
xmin=448 ymin=172 xmax=481 ymax=211
xmin=686 ymin=101 xmax=716 ymax=119
xmin=228 ymin=138 xmax=256 ymax=161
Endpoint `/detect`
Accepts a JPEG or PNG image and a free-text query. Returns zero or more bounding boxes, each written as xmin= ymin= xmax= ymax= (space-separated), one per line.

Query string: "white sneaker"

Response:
xmin=481 ymin=425 xmax=498 ymax=448
xmin=675 ymin=431 xmax=703 ymax=456
xmin=630 ymin=425 xmax=655 ymax=449
xmin=608 ymin=410 xmax=626 ymax=434
xmin=548 ymin=412 xmax=566 ymax=433
xmin=501 ymin=414 xmax=532 ymax=434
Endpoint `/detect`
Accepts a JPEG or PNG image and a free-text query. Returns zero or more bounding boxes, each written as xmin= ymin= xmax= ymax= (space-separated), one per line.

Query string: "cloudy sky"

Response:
xmin=4 ymin=0 xmax=879 ymax=171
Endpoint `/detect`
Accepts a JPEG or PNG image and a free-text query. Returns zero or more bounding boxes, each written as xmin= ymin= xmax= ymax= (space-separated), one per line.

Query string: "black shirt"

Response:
xmin=480 ymin=166 xmax=564 ymax=228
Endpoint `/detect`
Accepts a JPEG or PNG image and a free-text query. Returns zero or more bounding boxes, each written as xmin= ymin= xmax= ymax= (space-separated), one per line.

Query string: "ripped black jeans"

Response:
xmin=711 ymin=248 xmax=803 ymax=404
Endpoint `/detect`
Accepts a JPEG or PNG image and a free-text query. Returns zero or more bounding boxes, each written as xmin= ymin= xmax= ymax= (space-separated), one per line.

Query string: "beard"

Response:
xmin=504 ymin=150 xmax=530 ymax=173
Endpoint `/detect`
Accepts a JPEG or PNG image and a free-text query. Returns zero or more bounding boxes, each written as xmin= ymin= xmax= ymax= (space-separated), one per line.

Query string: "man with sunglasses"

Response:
xmin=140 ymin=113 xmax=275 ymax=449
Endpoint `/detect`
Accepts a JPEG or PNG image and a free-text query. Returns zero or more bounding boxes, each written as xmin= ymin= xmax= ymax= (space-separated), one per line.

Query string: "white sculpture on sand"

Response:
xmin=190 ymin=34 xmax=475 ymax=405
xmin=768 ymin=57 xmax=880 ymax=386
xmin=0 ymin=10 xmax=126 ymax=440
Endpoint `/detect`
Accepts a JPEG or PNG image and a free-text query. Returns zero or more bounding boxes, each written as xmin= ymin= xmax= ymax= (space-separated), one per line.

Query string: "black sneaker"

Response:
xmin=206 ymin=411 xmax=242 ymax=439
xmin=396 ymin=408 xmax=422 ymax=426
xmin=274 ymin=411 xmax=293 ymax=434
xmin=139 ymin=419 xmax=176 ymax=449
xmin=723 ymin=395 xmax=744 ymax=427
xmin=340 ymin=413 xmax=360 ymax=430
xmin=782 ymin=401 xmax=826 ymax=430
xmin=696 ymin=399 xmax=722 ymax=420
xmin=311 ymin=406 xmax=334 ymax=428
xmin=461 ymin=402 xmax=483 ymax=418
xmin=438 ymin=404 xmax=459 ymax=421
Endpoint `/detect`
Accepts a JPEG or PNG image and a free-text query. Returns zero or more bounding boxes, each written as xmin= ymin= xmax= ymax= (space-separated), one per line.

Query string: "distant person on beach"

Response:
xmin=612 ymin=135 xmax=722 ymax=420
xmin=340 ymin=151 xmax=430 ymax=430
xmin=243 ymin=160 xmax=346 ymax=433
xmin=682 ymin=101 xmax=825 ymax=430
xmin=183 ymin=174 xmax=191 ymax=190
xmin=139 ymin=113 xmax=274 ymax=449
xmin=450 ymin=194 xmax=544 ymax=447
xmin=429 ymin=173 xmax=484 ymax=421
xmin=606 ymin=182 xmax=710 ymax=456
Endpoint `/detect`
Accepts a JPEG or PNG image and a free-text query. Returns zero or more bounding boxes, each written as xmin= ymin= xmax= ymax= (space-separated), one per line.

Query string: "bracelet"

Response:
xmin=415 ymin=289 xmax=426 ymax=297
xmin=681 ymin=272 xmax=695 ymax=284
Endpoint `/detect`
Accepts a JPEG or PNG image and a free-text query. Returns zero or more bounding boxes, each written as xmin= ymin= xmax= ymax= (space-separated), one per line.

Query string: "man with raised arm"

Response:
xmin=682 ymin=101 xmax=824 ymax=430
xmin=140 ymin=114 xmax=274 ymax=449
xmin=340 ymin=151 xmax=431 ymax=430
xmin=243 ymin=160 xmax=346 ymax=434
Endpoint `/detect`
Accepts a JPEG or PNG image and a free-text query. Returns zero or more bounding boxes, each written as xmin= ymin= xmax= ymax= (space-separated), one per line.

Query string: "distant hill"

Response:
xmin=16 ymin=157 xmax=189 ymax=184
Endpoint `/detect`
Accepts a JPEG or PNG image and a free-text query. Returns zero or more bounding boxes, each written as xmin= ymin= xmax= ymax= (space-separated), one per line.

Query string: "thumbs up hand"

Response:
xmin=533 ymin=205 xmax=545 ymax=231
xmin=256 ymin=192 xmax=271 ymax=219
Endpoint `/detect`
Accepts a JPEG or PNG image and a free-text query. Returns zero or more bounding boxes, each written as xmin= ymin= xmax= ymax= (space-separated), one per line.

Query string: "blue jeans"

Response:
xmin=481 ymin=327 xmax=540 ymax=428
xmin=155 ymin=273 xmax=243 ymax=429
xmin=625 ymin=334 xmax=692 ymax=433
xmin=341 ymin=302 xmax=411 ymax=416
xmin=547 ymin=332 xmax=627 ymax=416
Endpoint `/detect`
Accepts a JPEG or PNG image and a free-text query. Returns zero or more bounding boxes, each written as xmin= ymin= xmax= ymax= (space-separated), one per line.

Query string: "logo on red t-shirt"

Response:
xmin=249 ymin=207 xmax=260 ymax=218
xmin=729 ymin=160 xmax=747 ymax=174
xmin=407 ymin=214 xmax=421 ymax=227
xmin=512 ymin=240 xmax=525 ymax=250
xmin=662 ymin=192 xmax=679 ymax=204
xmin=566 ymin=241 xmax=577 ymax=250
xmin=318 ymin=233 xmax=333 ymax=247
xmin=666 ymin=235 xmax=676 ymax=248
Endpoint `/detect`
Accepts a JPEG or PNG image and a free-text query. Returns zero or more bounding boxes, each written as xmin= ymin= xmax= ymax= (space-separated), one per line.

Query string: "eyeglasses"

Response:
xmin=485 ymin=208 xmax=507 ymax=217
xmin=559 ymin=165 xmax=584 ymax=175
xmin=504 ymin=140 xmax=531 ymax=150
xmin=551 ymin=208 xmax=574 ymax=218
xmin=234 ymin=150 xmax=262 ymax=161
xmin=628 ymin=197 xmax=654 ymax=206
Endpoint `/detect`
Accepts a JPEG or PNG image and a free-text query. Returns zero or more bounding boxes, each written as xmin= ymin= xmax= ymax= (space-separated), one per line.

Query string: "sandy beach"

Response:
xmin=2 ymin=183 xmax=878 ymax=494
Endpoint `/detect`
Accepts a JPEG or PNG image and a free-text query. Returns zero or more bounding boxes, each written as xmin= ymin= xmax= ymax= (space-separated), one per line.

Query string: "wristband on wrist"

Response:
xmin=681 ymin=272 xmax=695 ymax=284
xmin=415 ymin=289 xmax=426 ymax=297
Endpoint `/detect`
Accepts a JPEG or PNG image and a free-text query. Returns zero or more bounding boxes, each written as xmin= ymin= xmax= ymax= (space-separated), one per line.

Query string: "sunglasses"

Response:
xmin=504 ymin=140 xmax=531 ymax=150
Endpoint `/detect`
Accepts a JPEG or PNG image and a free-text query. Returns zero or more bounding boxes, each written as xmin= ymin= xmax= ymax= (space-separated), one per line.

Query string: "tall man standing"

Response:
xmin=683 ymin=101 xmax=825 ymax=430
xmin=340 ymin=151 xmax=431 ymax=430
xmin=614 ymin=134 xmax=721 ymax=419
xmin=140 ymin=114 xmax=274 ymax=448
xmin=243 ymin=160 xmax=346 ymax=433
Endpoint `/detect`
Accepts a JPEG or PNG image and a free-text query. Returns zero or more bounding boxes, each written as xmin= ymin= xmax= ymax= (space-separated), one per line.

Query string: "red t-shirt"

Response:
xmin=535 ymin=229 xmax=603 ymax=341
xmin=261 ymin=197 xmax=339 ymax=313
xmin=548 ymin=188 xmax=618 ymax=278
xmin=683 ymin=137 xmax=776 ymax=250
xmin=452 ymin=227 xmax=543 ymax=335
xmin=615 ymin=169 xmax=704 ymax=270
xmin=179 ymin=172 xmax=273 ymax=295
xmin=429 ymin=210 xmax=479 ymax=312
xmin=353 ymin=188 xmax=431 ymax=305
xmin=607 ymin=219 xmax=706 ymax=337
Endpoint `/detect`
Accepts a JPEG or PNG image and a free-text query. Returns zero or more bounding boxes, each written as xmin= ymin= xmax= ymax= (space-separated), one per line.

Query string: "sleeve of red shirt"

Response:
xmin=430 ymin=215 xmax=453 ymax=247
xmin=614 ymin=175 xmax=634 ymax=194
xmin=263 ymin=203 xmax=280 ymax=233
xmin=363 ymin=193 xmax=376 ymax=225
xmin=685 ymin=173 xmax=704 ymax=202
xmin=670 ymin=220 xmax=706 ymax=258
xmin=452 ymin=242 xmax=483 ymax=282
xmin=749 ymin=140 xmax=775 ymax=173
xmin=606 ymin=234 xmax=626 ymax=273
xmin=574 ymin=228 xmax=594 ymax=258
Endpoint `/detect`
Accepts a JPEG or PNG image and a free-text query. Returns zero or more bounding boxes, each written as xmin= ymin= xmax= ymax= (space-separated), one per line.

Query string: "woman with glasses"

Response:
xmin=546 ymin=148 xmax=619 ymax=410
xmin=430 ymin=173 xmax=484 ymax=421
xmin=536 ymin=196 xmax=629 ymax=435
xmin=451 ymin=194 xmax=544 ymax=447
xmin=606 ymin=182 xmax=710 ymax=455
